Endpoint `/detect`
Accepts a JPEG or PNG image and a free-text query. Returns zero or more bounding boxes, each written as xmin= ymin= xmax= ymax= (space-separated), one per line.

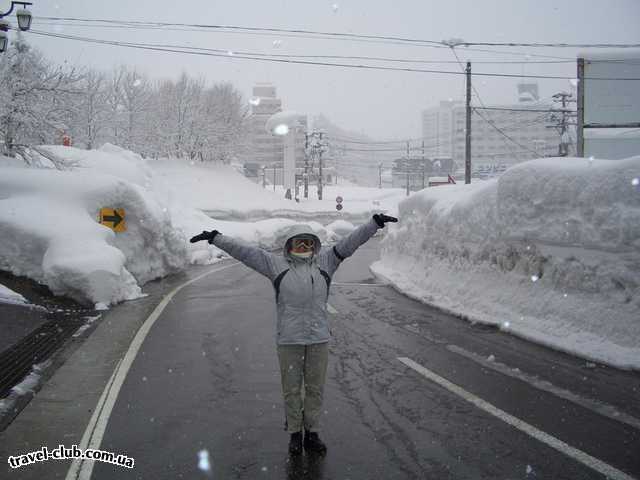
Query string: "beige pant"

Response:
xmin=277 ymin=342 xmax=329 ymax=433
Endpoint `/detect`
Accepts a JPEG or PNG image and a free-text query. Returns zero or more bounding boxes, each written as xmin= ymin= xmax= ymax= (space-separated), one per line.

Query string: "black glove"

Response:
xmin=189 ymin=230 xmax=220 ymax=244
xmin=373 ymin=214 xmax=398 ymax=228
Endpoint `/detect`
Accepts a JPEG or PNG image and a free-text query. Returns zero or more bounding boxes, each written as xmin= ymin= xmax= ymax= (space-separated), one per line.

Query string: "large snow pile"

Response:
xmin=372 ymin=156 xmax=640 ymax=370
xmin=0 ymin=146 xmax=188 ymax=307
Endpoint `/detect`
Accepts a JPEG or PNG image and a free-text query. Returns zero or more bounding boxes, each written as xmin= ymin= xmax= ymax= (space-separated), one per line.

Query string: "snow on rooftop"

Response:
xmin=577 ymin=47 xmax=640 ymax=61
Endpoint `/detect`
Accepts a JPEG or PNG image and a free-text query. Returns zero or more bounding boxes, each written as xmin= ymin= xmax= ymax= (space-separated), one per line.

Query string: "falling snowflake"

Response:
xmin=526 ymin=464 xmax=533 ymax=475
xmin=227 ymin=50 xmax=234 ymax=56
xmin=563 ymin=293 xmax=568 ymax=298
xmin=261 ymin=466 xmax=268 ymax=472
xmin=234 ymin=346 xmax=239 ymax=352
xmin=249 ymin=97 xmax=261 ymax=106
xmin=531 ymin=275 xmax=539 ymax=282
xmin=133 ymin=79 xmax=142 ymax=87
xmin=332 ymin=3 xmax=339 ymax=12
xmin=487 ymin=354 xmax=495 ymax=362
xmin=167 ymin=368 xmax=173 ymax=373
xmin=272 ymin=39 xmax=282 ymax=48
xmin=197 ymin=450 xmax=211 ymax=473
xmin=632 ymin=178 xmax=639 ymax=186
xmin=502 ymin=321 xmax=510 ymax=329
xmin=274 ymin=124 xmax=289 ymax=135
xmin=142 ymin=376 xmax=147 ymax=382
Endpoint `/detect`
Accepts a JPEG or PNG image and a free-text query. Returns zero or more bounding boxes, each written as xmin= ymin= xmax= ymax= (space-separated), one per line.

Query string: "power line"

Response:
xmin=449 ymin=47 xmax=544 ymax=157
xmin=473 ymin=106 xmax=574 ymax=113
xmin=35 ymin=21 xmax=596 ymax=66
xmin=23 ymin=29 xmax=640 ymax=81
xmin=30 ymin=16 xmax=595 ymax=61
xmin=327 ymin=133 xmax=442 ymax=145
xmin=40 ymin=17 xmax=640 ymax=57
xmin=38 ymin=16 xmax=448 ymax=47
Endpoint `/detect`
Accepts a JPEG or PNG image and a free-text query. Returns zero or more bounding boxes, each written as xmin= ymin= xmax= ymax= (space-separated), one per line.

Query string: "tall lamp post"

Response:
xmin=0 ymin=2 xmax=33 ymax=53
xmin=265 ymin=111 xmax=304 ymax=200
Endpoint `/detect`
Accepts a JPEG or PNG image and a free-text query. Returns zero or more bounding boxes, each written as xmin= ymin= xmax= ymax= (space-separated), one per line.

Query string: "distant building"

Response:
xmin=422 ymin=83 xmax=560 ymax=167
xmin=246 ymin=84 xmax=283 ymax=169
xmin=245 ymin=84 xmax=308 ymax=184
xmin=421 ymin=99 xmax=460 ymax=158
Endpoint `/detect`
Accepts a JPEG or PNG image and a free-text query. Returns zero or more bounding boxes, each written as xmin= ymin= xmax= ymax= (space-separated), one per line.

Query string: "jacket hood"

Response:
xmin=281 ymin=224 xmax=322 ymax=260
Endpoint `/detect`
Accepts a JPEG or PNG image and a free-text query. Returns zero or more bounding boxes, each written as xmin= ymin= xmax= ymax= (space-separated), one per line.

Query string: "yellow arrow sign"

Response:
xmin=99 ymin=208 xmax=126 ymax=232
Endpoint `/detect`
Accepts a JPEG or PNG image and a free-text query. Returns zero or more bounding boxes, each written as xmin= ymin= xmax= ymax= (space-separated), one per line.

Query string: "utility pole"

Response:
xmin=550 ymin=92 xmax=576 ymax=157
xmin=465 ymin=61 xmax=472 ymax=184
xmin=378 ymin=162 xmax=382 ymax=188
xmin=273 ymin=165 xmax=276 ymax=192
xmin=304 ymin=133 xmax=309 ymax=198
xmin=318 ymin=132 xmax=324 ymax=200
xmin=421 ymin=140 xmax=426 ymax=189
xmin=576 ymin=57 xmax=585 ymax=157
xmin=405 ymin=140 xmax=410 ymax=196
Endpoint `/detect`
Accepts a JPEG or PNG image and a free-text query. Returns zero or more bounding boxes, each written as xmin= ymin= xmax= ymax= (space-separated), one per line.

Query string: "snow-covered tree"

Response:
xmin=0 ymin=34 xmax=82 ymax=155
xmin=119 ymin=67 xmax=152 ymax=154
xmin=67 ymin=69 xmax=109 ymax=149
xmin=0 ymin=39 xmax=249 ymax=162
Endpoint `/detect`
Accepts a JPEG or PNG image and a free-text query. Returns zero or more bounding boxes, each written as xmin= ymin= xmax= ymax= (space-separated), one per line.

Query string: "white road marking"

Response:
xmin=398 ymin=356 xmax=636 ymax=480
xmin=326 ymin=303 xmax=338 ymax=315
xmin=66 ymin=262 xmax=239 ymax=480
xmin=332 ymin=282 xmax=386 ymax=287
xmin=446 ymin=344 xmax=640 ymax=432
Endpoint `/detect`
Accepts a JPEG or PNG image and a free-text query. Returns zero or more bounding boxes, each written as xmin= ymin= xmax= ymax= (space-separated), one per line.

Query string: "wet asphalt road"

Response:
xmin=81 ymin=238 xmax=640 ymax=480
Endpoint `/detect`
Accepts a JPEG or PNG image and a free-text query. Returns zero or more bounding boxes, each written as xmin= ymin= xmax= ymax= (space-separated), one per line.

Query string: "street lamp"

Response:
xmin=266 ymin=111 xmax=304 ymax=200
xmin=16 ymin=6 xmax=32 ymax=31
xmin=0 ymin=2 xmax=33 ymax=53
xmin=0 ymin=20 xmax=8 ymax=53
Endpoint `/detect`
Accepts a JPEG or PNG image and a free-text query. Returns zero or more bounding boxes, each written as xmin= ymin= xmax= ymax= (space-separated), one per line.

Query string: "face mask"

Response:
xmin=290 ymin=250 xmax=313 ymax=259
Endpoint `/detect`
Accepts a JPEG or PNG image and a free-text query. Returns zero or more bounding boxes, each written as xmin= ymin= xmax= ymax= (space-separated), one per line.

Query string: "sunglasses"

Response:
xmin=291 ymin=238 xmax=315 ymax=250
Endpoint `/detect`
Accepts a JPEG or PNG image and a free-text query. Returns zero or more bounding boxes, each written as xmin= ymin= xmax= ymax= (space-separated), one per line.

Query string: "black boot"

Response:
xmin=289 ymin=431 xmax=303 ymax=455
xmin=304 ymin=430 xmax=327 ymax=455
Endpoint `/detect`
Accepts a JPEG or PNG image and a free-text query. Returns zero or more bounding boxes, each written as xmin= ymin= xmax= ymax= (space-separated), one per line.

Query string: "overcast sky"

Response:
xmin=19 ymin=0 xmax=640 ymax=140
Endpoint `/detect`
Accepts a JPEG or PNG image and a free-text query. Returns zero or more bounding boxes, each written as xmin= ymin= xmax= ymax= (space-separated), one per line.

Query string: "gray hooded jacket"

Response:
xmin=211 ymin=218 xmax=379 ymax=345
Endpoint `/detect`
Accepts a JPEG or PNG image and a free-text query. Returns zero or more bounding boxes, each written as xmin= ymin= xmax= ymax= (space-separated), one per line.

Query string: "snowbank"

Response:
xmin=372 ymin=156 xmax=640 ymax=370
xmin=0 ymin=283 xmax=29 ymax=307
xmin=0 ymin=149 xmax=188 ymax=307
